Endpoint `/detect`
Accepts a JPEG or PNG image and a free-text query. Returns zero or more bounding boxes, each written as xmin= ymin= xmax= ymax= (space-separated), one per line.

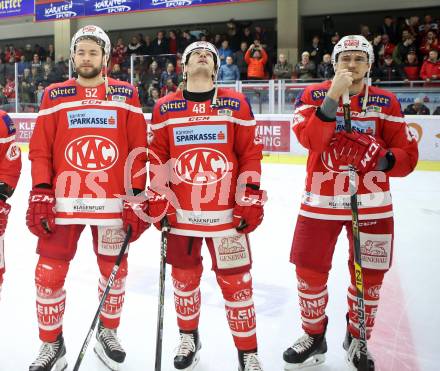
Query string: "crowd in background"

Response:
xmin=0 ymin=13 xmax=439 ymax=114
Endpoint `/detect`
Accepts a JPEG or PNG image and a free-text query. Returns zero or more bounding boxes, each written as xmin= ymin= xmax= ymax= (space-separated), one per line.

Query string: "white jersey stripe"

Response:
xmin=298 ymin=289 xmax=328 ymax=300
xmin=224 ymin=299 xmax=254 ymax=308
xmin=299 ymin=210 xmax=394 ymax=221
xmin=301 ymin=314 xmax=327 ymax=324
xmin=176 ymin=311 xmax=201 ymax=321
xmin=38 ymin=99 xmax=143 ymax=116
xmin=151 ymin=115 xmax=256 ymax=130
xmin=230 ymin=328 xmax=257 ymax=337
xmin=0 ymin=135 xmax=15 ymax=144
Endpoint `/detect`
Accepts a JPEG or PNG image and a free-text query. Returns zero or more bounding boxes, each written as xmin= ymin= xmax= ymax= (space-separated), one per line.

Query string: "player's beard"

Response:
xmin=76 ymin=65 xmax=102 ymax=79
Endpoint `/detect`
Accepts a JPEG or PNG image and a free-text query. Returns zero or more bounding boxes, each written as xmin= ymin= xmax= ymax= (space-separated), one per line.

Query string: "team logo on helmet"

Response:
xmin=331 ymin=35 xmax=374 ymax=65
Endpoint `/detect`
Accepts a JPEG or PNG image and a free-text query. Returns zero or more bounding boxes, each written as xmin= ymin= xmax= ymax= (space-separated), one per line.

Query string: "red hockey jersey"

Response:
xmin=149 ymin=88 xmax=263 ymax=237
xmin=293 ymin=80 xmax=418 ymax=220
xmin=29 ymin=78 xmax=147 ymax=225
xmin=0 ymin=110 xmax=21 ymax=190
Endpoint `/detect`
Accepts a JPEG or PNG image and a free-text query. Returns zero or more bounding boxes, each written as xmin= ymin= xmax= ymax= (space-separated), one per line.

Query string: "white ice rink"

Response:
xmin=0 ymin=159 xmax=439 ymax=371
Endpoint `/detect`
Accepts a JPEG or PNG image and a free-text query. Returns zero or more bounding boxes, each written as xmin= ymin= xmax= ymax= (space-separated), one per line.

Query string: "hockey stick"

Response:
xmin=73 ymin=225 xmax=132 ymax=371
xmin=154 ymin=218 xmax=170 ymax=371
xmin=342 ymin=91 xmax=369 ymax=371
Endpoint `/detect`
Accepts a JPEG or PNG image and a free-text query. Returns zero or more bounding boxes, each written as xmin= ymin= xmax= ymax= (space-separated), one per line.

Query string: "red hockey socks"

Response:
xmin=296 ymin=266 xmax=329 ymax=335
xmin=217 ymin=271 xmax=257 ymax=351
xmin=97 ymin=256 xmax=128 ymax=329
xmin=172 ymin=265 xmax=203 ymax=331
xmin=35 ymin=257 xmax=69 ymax=342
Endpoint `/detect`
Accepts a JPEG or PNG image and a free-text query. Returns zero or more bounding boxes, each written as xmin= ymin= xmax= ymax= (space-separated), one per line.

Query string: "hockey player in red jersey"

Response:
xmin=0 ymin=110 xmax=21 ymax=300
xmin=148 ymin=41 xmax=267 ymax=371
xmin=27 ymin=25 xmax=148 ymax=371
xmin=283 ymin=35 xmax=418 ymax=370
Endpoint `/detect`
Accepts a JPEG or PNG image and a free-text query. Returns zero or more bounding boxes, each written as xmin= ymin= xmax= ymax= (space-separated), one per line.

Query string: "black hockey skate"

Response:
xmin=94 ymin=321 xmax=126 ymax=371
xmin=238 ymin=349 xmax=264 ymax=371
xmin=283 ymin=319 xmax=328 ymax=370
xmin=29 ymin=333 xmax=67 ymax=371
xmin=343 ymin=327 xmax=375 ymax=371
xmin=174 ymin=329 xmax=201 ymax=370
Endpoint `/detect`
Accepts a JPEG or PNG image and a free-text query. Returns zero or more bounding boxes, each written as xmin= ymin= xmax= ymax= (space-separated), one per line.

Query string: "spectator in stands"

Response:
xmin=244 ymin=43 xmax=268 ymax=80
xmin=0 ymin=85 xmax=8 ymax=106
xmin=294 ymin=51 xmax=316 ymax=80
xmin=31 ymin=53 xmax=42 ymax=73
xmin=419 ymin=14 xmax=438 ymax=36
xmin=5 ymin=57 xmax=15 ymax=81
xmin=142 ymin=60 xmax=161 ymax=89
xmin=393 ymin=30 xmax=415 ymax=65
xmin=273 ymin=53 xmax=293 ymax=79
xmin=218 ymin=55 xmax=240 ymax=82
xmin=325 ymin=32 xmax=340 ymax=54
xmin=35 ymin=82 xmax=44 ymax=106
xmin=23 ymin=43 xmax=33 ymax=62
xmin=403 ymin=49 xmax=420 ymax=81
xmin=378 ymin=16 xmax=399 ymax=44
xmin=404 ymin=97 xmax=430 ymax=115
xmin=234 ymin=41 xmax=248 ymax=80
xmin=433 ymin=106 xmax=440 ymax=115
xmin=22 ymin=68 xmax=32 ymax=84
xmin=112 ymin=38 xmax=128 ymax=66
xmin=3 ymin=78 xmax=15 ymax=100
xmin=34 ymin=44 xmax=46 ymax=59
xmin=160 ymin=62 xmax=178 ymax=88
xmin=420 ymin=49 xmax=440 ymax=82
xmin=5 ymin=45 xmax=21 ymax=62
xmin=377 ymin=33 xmax=395 ymax=65
xmin=54 ymin=56 xmax=68 ymax=80
xmin=419 ymin=30 xmax=440 ymax=57
xmin=317 ymin=53 xmax=334 ymax=80
xmin=128 ymin=35 xmax=143 ymax=57
xmin=140 ymin=35 xmax=152 ymax=56
xmin=110 ymin=63 xmax=128 ymax=81
xmin=145 ymin=87 xmax=160 ymax=112
xmin=41 ymin=63 xmax=60 ymax=86
xmin=31 ymin=66 xmax=43 ymax=86
xmin=47 ymin=44 xmax=55 ymax=61
xmin=19 ymin=79 xmax=33 ymax=104
xmin=152 ymin=31 xmax=169 ymax=56
xmin=405 ymin=16 xmax=420 ymax=38
xmin=180 ymin=30 xmax=195 ymax=53
xmin=160 ymin=77 xmax=177 ymax=96
xmin=168 ymin=30 xmax=179 ymax=55
xmin=374 ymin=54 xmax=407 ymax=82
xmin=43 ymin=56 xmax=54 ymax=72
xmin=0 ymin=59 xmax=6 ymax=86
xmin=360 ymin=24 xmax=372 ymax=41
xmin=226 ymin=22 xmax=241 ymax=52
xmin=219 ymin=40 xmax=233 ymax=66
xmin=305 ymin=35 xmax=324 ymax=66
xmin=17 ymin=55 xmax=30 ymax=76
xmin=241 ymin=27 xmax=254 ymax=48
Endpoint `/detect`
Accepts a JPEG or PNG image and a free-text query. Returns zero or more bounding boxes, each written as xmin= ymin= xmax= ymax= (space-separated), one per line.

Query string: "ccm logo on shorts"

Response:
xmin=360 ymin=232 xmax=392 ymax=270
xmin=213 ymin=234 xmax=250 ymax=270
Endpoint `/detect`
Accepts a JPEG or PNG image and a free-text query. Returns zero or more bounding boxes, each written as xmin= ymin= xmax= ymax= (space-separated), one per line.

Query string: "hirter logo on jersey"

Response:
xmin=160 ymin=100 xmax=187 ymax=114
xmin=49 ymin=86 xmax=77 ymax=100
xmin=65 ymin=135 xmax=119 ymax=172
xmin=67 ymin=109 xmax=118 ymax=129
xmin=174 ymin=147 xmax=229 ymax=185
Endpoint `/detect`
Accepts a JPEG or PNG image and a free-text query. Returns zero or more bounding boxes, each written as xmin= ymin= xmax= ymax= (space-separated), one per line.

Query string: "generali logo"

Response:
xmin=65 ymin=135 xmax=119 ymax=172
xmin=174 ymin=147 xmax=229 ymax=185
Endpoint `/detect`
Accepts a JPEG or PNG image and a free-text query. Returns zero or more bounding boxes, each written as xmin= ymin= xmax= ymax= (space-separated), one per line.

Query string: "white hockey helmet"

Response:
xmin=331 ymin=35 xmax=374 ymax=66
xmin=181 ymin=41 xmax=220 ymax=80
xmin=70 ymin=25 xmax=111 ymax=67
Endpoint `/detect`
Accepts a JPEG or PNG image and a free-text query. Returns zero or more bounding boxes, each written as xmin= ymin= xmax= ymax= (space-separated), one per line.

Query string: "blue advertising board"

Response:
xmin=35 ymin=0 xmax=251 ymax=21
xmin=0 ymin=0 xmax=34 ymax=19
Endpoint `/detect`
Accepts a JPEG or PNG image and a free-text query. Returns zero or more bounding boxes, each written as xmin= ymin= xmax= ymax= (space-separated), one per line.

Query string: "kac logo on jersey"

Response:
xmin=67 ymin=109 xmax=118 ymax=129
xmin=173 ymin=125 xmax=227 ymax=146
xmin=49 ymin=86 xmax=77 ymax=100
xmin=174 ymin=147 xmax=229 ymax=185
xmin=160 ymin=100 xmax=187 ymax=114
xmin=65 ymin=135 xmax=119 ymax=172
